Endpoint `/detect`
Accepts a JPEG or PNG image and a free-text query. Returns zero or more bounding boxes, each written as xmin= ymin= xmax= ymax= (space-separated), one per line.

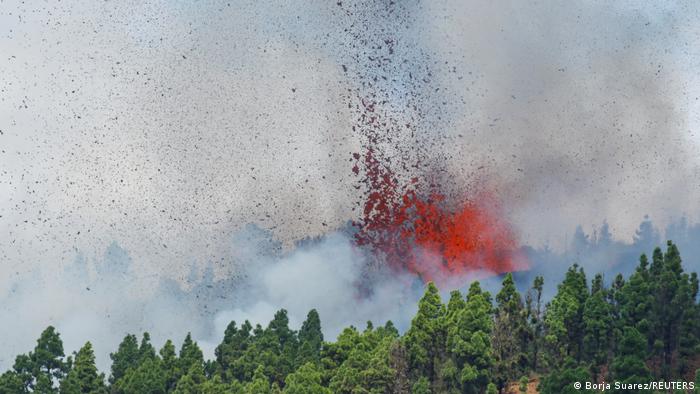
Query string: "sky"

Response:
xmin=2 ymin=0 xmax=700 ymax=287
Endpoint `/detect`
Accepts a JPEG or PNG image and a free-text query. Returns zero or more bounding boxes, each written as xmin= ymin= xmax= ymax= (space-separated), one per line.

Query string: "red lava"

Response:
xmin=353 ymin=149 xmax=525 ymax=284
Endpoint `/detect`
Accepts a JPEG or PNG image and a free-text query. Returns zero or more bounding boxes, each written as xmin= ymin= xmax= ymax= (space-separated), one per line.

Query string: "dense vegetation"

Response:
xmin=2 ymin=241 xmax=700 ymax=393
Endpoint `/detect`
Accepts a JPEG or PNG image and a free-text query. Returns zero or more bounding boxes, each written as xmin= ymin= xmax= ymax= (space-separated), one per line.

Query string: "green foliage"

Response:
xmin=680 ymin=272 xmax=700 ymax=375
xmin=11 ymin=326 xmax=69 ymax=393
xmin=446 ymin=281 xmax=494 ymax=394
xmin=538 ymin=358 xmax=594 ymax=394
xmin=320 ymin=326 xmax=361 ymax=381
xmin=3 ymin=241 xmax=700 ymax=394
xmin=59 ymin=342 xmax=106 ymax=394
xmin=263 ymin=309 xmax=298 ymax=386
xmin=642 ymin=242 xmax=698 ymax=378
xmin=404 ymin=281 xmax=445 ymax=385
xmin=296 ymin=309 xmax=323 ymax=368
xmin=139 ymin=333 xmax=157 ymax=363
xmin=0 ymin=370 xmax=25 ymax=394
xmin=245 ymin=366 xmax=271 ymax=394
xmin=525 ymin=276 xmax=545 ymax=372
xmin=201 ymin=375 xmax=240 ymax=394
xmin=492 ymin=273 xmax=529 ymax=390
xmin=582 ymin=275 xmax=613 ymax=368
xmin=619 ymin=255 xmax=653 ymax=333
xmin=485 ymin=382 xmax=497 ymax=394
xmin=160 ymin=340 xmax=180 ymax=391
xmin=328 ymin=323 xmax=396 ymax=393
xmin=544 ymin=264 xmax=588 ymax=364
xmin=446 ymin=290 xmax=465 ymax=320
xmin=283 ymin=362 xmax=329 ymax=394
xmin=173 ymin=363 xmax=206 ymax=394
xmin=609 ymin=327 xmax=652 ymax=394
xmin=110 ymin=334 xmax=139 ymax=385
xmin=411 ymin=376 xmax=430 ymax=394
xmin=179 ymin=333 xmax=204 ymax=373
xmin=214 ymin=320 xmax=254 ymax=382
xmin=114 ymin=357 xmax=167 ymax=394
xmin=519 ymin=376 xmax=528 ymax=393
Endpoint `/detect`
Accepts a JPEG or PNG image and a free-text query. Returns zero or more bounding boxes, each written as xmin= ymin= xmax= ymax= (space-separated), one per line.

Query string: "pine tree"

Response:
xmin=59 ymin=342 xmax=106 ymax=394
xmin=254 ymin=309 xmax=299 ymax=387
xmin=544 ymin=264 xmax=588 ymax=364
xmin=492 ymin=273 xmax=529 ymax=391
xmin=109 ymin=334 xmax=139 ymax=384
xmin=525 ymin=276 xmax=545 ymax=372
xmin=200 ymin=375 xmax=241 ymax=394
xmin=215 ymin=321 xmax=239 ymax=375
xmin=446 ymin=281 xmax=493 ymax=394
xmin=609 ymin=327 xmax=652 ymax=394
xmin=245 ymin=366 xmax=271 ymax=394
xmin=388 ymin=341 xmax=410 ymax=394
xmin=680 ymin=272 xmax=700 ymax=375
xmin=403 ymin=282 xmax=445 ymax=387
xmin=446 ymin=290 xmax=465 ymax=321
xmin=116 ymin=357 xmax=167 ymax=394
xmin=0 ymin=370 xmax=25 ymax=394
xmin=283 ymin=362 xmax=330 ymax=394
xmin=619 ymin=255 xmax=653 ymax=343
xmin=320 ymin=326 xmax=361 ymax=384
xmin=538 ymin=357 xmax=594 ymax=394
xmin=173 ymin=363 xmax=206 ymax=394
xmin=159 ymin=339 xmax=180 ymax=391
xmin=649 ymin=242 xmax=693 ymax=377
xmin=608 ymin=273 xmax=626 ymax=354
xmin=411 ymin=377 xmax=430 ymax=394
xmin=583 ymin=274 xmax=613 ymax=372
xmin=215 ymin=320 xmax=253 ymax=382
xmin=439 ymin=290 xmax=465 ymax=393
xmin=328 ymin=325 xmax=395 ymax=393
xmin=486 ymin=382 xmax=497 ymax=394
xmin=12 ymin=326 xmax=69 ymax=393
xmin=650 ymin=247 xmax=664 ymax=278
xmin=297 ymin=310 xmax=323 ymax=367
xmin=179 ymin=333 xmax=204 ymax=374
xmin=138 ymin=333 xmax=156 ymax=363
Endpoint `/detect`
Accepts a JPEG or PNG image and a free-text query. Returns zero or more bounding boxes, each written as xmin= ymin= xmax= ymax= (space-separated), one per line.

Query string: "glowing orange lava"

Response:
xmin=353 ymin=149 xmax=525 ymax=284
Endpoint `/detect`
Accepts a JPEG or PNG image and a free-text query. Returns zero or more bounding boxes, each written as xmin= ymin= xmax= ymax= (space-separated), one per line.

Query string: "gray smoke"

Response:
xmin=420 ymin=1 xmax=700 ymax=248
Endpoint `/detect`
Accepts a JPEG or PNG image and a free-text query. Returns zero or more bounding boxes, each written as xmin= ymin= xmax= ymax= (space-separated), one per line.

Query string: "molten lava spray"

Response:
xmin=337 ymin=1 xmax=525 ymax=284
xmin=352 ymin=148 xmax=525 ymax=284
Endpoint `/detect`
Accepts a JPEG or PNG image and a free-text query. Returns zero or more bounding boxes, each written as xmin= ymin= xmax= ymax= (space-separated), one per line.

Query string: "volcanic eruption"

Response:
xmin=334 ymin=0 xmax=526 ymax=285
xmin=351 ymin=142 xmax=526 ymax=285
xmin=347 ymin=74 xmax=526 ymax=284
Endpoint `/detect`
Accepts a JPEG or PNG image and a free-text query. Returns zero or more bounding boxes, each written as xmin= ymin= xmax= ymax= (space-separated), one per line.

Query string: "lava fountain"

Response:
xmin=338 ymin=0 xmax=526 ymax=284
xmin=352 ymin=147 xmax=526 ymax=285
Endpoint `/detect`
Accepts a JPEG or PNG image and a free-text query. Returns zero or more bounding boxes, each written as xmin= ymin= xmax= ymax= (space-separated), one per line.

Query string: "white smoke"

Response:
xmin=212 ymin=231 xmax=424 ymax=341
xmin=0 ymin=228 xmax=433 ymax=373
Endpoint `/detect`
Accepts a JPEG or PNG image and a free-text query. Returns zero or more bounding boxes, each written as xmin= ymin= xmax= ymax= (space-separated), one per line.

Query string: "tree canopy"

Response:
xmin=2 ymin=241 xmax=699 ymax=393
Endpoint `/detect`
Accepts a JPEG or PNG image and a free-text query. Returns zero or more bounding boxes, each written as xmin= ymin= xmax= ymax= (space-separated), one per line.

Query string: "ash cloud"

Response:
xmin=419 ymin=1 xmax=700 ymax=247
xmin=2 ymin=0 xmax=700 ymax=275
